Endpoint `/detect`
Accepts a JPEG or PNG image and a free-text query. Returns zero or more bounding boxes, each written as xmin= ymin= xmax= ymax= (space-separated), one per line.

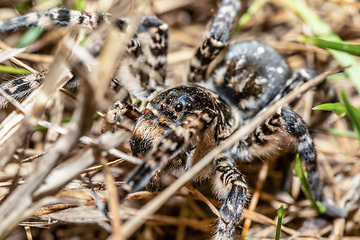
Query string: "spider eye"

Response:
xmin=165 ymin=97 xmax=172 ymax=104
xmin=175 ymin=103 xmax=183 ymax=112
xmin=185 ymin=102 xmax=192 ymax=109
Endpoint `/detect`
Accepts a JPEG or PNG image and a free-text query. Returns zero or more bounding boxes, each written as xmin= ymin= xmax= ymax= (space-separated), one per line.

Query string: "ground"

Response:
xmin=0 ymin=0 xmax=359 ymax=239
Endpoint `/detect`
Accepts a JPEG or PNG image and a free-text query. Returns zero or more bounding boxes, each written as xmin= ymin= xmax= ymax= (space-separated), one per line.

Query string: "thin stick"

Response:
xmin=241 ymin=162 xmax=269 ymax=238
xmin=84 ymin=158 xmax=124 ymax=173
xmin=100 ymin=155 xmax=123 ymax=240
xmin=24 ymin=226 xmax=33 ymax=240
xmin=0 ymin=40 xmax=37 ymax=73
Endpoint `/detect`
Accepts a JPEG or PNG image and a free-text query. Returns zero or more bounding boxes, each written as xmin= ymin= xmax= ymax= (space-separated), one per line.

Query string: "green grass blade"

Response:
xmin=277 ymin=0 xmax=360 ymax=94
xmin=275 ymin=204 xmax=284 ymax=240
xmin=303 ymin=36 xmax=360 ymax=57
xmin=314 ymin=102 xmax=360 ymax=119
xmin=16 ymin=27 xmax=44 ymax=48
xmin=236 ymin=0 xmax=268 ymax=30
xmin=313 ymin=103 xmax=347 ymax=117
xmin=15 ymin=2 xmax=32 ymax=13
xmin=341 ymin=90 xmax=360 ymax=140
xmin=294 ymin=155 xmax=327 ymax=214
xmin=0 ymin=65 xmax=30 ymax=74
xmin=326 ymin=128 xmax=358 ymax=139
xmin=75 ymin=0 xmax=85 ymax=11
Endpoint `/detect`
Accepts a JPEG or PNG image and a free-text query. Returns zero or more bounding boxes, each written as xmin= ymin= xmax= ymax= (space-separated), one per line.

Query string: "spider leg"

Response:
xmin=280 ymin=69 xmax=321 ymax=104
xmin=101 ymin=100 xmax=142 ymax=133
xmin=0 ymin=69 xmax=85 ymax=108
xmin=0 ymin=71 xmax=46 ymax=108
xmin=212 ymin=155 xmax=248 ymax=240
xmin=119 ymin=108 xmax=217 ymax=200
xmin=0 ymin=8 xmax=110 ymax=32
xmin=280 ymin=107 xmax=346 ymax=217
xmin=272 ymin=68 xmax=337 ymax=107
xmin=115 ymin=15 xmax=168 ymax=101
xmin=0 ymin=12 xmax=168 ymax=107
xmin=188 ymin=0 xmax=243 ymax=83
xmin=136 ymin=16 xmax=168 ymax=86
xmin=230 ymin=107 xmax=347 ymax=217
xmin=102 ymin=16 xmax=169 ymax=133
xmin=271 ymin=68 xmax=338 ymax=128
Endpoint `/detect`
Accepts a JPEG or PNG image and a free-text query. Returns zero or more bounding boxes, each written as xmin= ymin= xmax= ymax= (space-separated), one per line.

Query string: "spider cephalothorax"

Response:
xmin=131 ymin=85 xmax=234 ymax=161
xmin=0 ymin=0 xmax=347 ymax=239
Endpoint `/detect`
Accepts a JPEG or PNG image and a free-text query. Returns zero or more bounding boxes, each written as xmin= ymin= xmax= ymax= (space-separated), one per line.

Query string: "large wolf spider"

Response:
xmin=0 ymin=0 xmax=347 ymax=239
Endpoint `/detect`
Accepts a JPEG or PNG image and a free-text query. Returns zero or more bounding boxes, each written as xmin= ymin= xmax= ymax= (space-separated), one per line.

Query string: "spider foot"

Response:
xmin=101 ymin=100 xmax=142 ymax=133
xmin=281 ymin=106 xmax=347 ymax=218
xmin=212 ymin=155 xmax=248 ymax=240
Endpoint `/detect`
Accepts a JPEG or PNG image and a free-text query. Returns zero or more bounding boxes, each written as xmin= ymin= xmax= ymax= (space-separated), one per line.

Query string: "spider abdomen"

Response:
xmin=212 ymin=40 xmax=291 ymax=120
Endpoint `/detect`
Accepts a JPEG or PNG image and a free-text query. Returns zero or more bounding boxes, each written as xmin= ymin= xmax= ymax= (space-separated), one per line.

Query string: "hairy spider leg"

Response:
xmin=0 ymin=11 xmax=167 ymax=108
xmin=0 ymin=71 xmax=46 ymax=108
xmin=114 ymin=15 xmax=169 ymax=101
xmin=188 ymin=0 xmax=243 ymax=83
xmin=102 ymin=15 xmax=169 ymax=132
xmin=101 ymin=101 xmax=142 ymax=133
xmin=118 ymin=108 xmax=218 ymax=199
xmin=212 ymin=155 xmax=249 ymax=240
xmin=229 ymin=106 xmax=347 ymax=218
xmin=0 ymin=8 xmax=109 ymax=31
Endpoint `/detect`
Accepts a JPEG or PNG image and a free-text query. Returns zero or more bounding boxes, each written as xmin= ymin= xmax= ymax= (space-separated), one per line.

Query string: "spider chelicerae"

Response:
xmin=0 ymin=0 xmax=347 ymax=239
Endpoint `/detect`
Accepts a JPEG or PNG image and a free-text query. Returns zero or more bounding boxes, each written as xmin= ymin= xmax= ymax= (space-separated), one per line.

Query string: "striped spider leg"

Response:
xmin=0 ymin=9 xmax=168 ymax=107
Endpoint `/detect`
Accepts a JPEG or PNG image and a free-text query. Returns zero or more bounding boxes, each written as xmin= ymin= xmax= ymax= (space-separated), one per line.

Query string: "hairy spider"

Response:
xmin=0 ymin=0 xmax=347 ymax=239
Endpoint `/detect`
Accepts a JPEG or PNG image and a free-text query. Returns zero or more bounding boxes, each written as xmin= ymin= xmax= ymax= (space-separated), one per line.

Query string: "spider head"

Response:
xmin=130 ymin=85 xmax=217 ymax=157
xmin=150 ymin=85 xmax=216 ymax=124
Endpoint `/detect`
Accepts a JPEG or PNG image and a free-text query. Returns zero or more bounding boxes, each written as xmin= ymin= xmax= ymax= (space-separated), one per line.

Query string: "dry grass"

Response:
xmin=0 ymin=0 xmax=359 ymax=239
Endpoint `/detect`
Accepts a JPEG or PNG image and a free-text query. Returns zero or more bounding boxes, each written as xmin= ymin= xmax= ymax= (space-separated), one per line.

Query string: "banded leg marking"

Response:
xmin=0 ymin=71 xmax=46 ymax=108
xmin=0 ymin=8 xmax=109 ymax=32
xmin=0 ymin=12 xmax=168 ymax=107
xmin=119 ymin=109 xmax=217 ymax=201
xmin=188 ymin=0 xmax=242 ymax=83
xmin=231 ymin=106 xmax=346 ymax=217
xmin=116 ymin=15 xmax=169 ymax=100
xmin=230 ymin=108 xmax=322 ymax=199
xmin=212 ymin=155 xmax=248 ymax=240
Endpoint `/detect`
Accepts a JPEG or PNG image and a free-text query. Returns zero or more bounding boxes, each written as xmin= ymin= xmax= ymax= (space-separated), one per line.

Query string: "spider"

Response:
xmin=0 ymin=0 xmax=346 ymax=239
